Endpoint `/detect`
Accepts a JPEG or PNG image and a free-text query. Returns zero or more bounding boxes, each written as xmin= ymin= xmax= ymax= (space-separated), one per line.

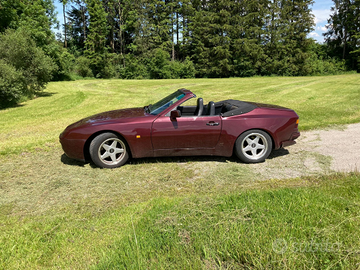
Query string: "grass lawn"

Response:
xmin=0 ymin=74 xmax=360 ymax=269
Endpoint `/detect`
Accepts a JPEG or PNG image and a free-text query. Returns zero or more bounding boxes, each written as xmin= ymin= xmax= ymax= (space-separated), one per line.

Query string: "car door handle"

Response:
xmin=206 ymin=121 xmax=219 ymax=126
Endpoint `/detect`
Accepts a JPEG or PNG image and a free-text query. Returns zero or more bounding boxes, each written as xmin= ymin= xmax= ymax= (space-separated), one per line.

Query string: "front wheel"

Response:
xmin=235 ymin=129 xmax=272 ymax=163
xmin=90 ymin=133 xmax=129 ymax=168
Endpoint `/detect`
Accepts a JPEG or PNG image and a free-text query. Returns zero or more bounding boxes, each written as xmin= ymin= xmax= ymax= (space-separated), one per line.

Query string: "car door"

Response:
xmin=151 ymin=115 xmax=222 ymax=150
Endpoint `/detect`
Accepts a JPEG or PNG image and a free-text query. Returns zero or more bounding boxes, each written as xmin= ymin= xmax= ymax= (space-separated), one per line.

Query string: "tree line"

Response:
xmin=0 ymin=0 xmax=359 ymax=108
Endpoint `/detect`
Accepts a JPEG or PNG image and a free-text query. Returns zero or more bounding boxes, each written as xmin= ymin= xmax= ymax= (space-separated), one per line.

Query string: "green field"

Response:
xmin=1 ymin=75 xmax=360 ymax=269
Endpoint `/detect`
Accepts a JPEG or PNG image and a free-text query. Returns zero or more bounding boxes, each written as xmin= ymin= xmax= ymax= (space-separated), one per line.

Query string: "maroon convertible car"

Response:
xmin=60 ymin=89 xmax=300 ymax=168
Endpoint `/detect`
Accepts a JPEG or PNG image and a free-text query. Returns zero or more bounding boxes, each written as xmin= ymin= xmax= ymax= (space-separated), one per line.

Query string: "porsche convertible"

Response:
xmin=60 ymin=89 xmax=300 ymax=168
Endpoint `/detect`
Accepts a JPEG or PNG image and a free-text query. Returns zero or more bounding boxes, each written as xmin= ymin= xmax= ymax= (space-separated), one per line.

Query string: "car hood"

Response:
xmin=67 ymin=107 xmax=146 ymax=129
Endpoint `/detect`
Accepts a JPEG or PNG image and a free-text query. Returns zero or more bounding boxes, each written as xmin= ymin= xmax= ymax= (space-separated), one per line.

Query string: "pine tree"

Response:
xmin=132 ymin=0 xmax=173 ymax=56
xmin=231 ymin=0 xmax=268 ymax=76
xmin=187 ymin=0 xmax=233 ymax=77
xmin=84 ymin=0 xmax=109 ymax=76
xmin=66 ymin=0 xmax=89 ymax=53
xmin=260 ymin=0 xmax=315 ymax=75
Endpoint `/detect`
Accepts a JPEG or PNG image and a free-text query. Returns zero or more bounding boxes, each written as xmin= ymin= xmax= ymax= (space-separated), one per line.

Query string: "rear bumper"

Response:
xmin=281 ymin=131 xmax=300 ymax=148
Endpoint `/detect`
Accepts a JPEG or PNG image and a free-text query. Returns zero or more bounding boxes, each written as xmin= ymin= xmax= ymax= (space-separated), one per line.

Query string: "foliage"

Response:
xmin=117 ymin=50 xmax=195 ymax=79
xmin=167 ymin=57 xmax=196 ymax=79
xmin=55 ymin=0 xmax=353 ymax=79
xmin=66 ymin=0 xmax=88 ymax=54
xmin=0 ymin=0 xmax=358 ymax=87
xmin=0 ymin=29 xmax=56 ymax=108
xmin=325 ymin=0 xmax=360 ymax=72
xmin=0 ymin=0 xmax=57 ymax=51
xmin=75 ymin=56 xmax=94 ymax=78
xmin=0 ymin=0 xmax=65 ymax=106
xmin=0 ymin=60 xmax=25 ymax=108
xmin=118 ymin=54 xmax=149 ymax=79
xmin=304 ymin=43 xmax=348 ymax=75
xmin=147 ymin=49 xmax=173 ymax=79
xmin=52 ymin=49 xmax=76 ymax=81
xmin=100 ymin=53 xmax=122 ymax=79
xmin=84 ymin=0 xmax=108 ymax=77
xmin=184 ymin=0 xmax=316 ymax=77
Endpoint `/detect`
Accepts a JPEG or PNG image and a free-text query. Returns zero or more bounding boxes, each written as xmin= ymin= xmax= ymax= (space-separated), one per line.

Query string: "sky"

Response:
xmin=54 ymin=0 xmax=333 ymax=44
xmin=310 ymin=0 xmax=333 ymax=43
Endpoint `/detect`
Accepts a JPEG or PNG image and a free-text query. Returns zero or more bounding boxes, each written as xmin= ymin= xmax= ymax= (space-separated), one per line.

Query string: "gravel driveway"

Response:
xmin=251 ymin=123 xmax=360 ymax=179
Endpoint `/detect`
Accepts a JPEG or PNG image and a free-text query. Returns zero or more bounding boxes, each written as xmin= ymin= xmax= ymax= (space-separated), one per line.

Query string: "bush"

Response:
xmin=99 ymin=53 xmax=122 ymax=79
xmin=75 ymin=56 xmax=94 ymax=78
xmin=165 ymin=57 xmax=196 ymax=79
xmin=57 ymin=50 xmax=76 ymax=80
xmin=0 ymin=29 xmax=56 ymax=108
xmin=119 ymin=50 xmax=195 ymax=79
xmin=147 ymin=50 xmax=196 ymax=79
xmin=304 ymin=57 xmax=347 ymax=75
xmin=302 ymin=42 xmax=348 ymax=75
xmin=0 ymin=60 xmax=25 ymax=108
xmin=51 ymin=49 xmax=76 ymax=81
xmin=148 ymin=49 xmax=172 ymax=79
xmin=118 ymin=54 xmax=149 ymax=79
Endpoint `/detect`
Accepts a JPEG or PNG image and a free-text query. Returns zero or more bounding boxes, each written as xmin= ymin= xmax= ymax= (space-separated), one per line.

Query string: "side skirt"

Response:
xmin=153 ymin=147 xmax=232 ymax=158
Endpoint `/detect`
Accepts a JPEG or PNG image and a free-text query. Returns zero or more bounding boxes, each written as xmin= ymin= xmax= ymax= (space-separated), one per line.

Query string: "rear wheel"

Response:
xmin=235 ymin=129 xmax=272 ymax=163
xmin=90 ymin=133 xmax=129 ymax=168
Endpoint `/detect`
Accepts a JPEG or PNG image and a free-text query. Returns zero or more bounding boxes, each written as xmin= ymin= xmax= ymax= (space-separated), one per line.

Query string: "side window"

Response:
xmin=166 ymin=98 xmax=219 ymax=117
xmin=176 ymin=97 xmax=198 ymax=117
xmin=165 ymin=97 xmax=197 ymax=117
xmin=179 ymin=97 xmax=197 ymax=107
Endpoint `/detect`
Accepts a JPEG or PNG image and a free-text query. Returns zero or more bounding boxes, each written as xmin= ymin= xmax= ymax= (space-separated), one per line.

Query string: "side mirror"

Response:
xmin=170 ymin=110 xmax=181 ymax=121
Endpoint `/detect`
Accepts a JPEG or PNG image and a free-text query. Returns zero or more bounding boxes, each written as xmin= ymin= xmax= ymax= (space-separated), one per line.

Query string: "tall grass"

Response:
xmin=97 ymin=175 xmax=360 ymax=269
xmin=1 ymin=174 xmax=359 ymax=269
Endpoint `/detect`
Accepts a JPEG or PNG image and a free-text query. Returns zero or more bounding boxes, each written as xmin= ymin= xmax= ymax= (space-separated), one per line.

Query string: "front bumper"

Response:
xmin=59 ymin=131 xmax=86 ymax=161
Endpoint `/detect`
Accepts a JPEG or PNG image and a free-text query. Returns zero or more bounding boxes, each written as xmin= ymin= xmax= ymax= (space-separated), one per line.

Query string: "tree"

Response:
xmin=231 ymin=0 xmax=267 ymax=76
xmin=186 ymin=0 xmax=234 ymax=77
xmin=66 ymin=0 xmax=89 ymax=53
xmin=325 ymin=0 xmax=360 ymax=71
xmin=0 ymin=0 xmax=57 ymax=51
xmin=84 ymin=0 xmax=109 ymax=76
xmin=271 ymin=0 xmax=315 ymax=75
xmin=0 ymin=0 xmax=22 ymax=32
xmin=351 ymin=31 xmax=360 ymax=68
xmin=0 ymin=0 xmax=324 ymax=81
xmin=60 ymin=0 xmax=69 ymax=48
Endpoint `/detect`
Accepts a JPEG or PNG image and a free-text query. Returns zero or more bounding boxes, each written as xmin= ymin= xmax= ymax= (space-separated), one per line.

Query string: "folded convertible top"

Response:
xmin=215 ymin=99 xmax=257 ymax=117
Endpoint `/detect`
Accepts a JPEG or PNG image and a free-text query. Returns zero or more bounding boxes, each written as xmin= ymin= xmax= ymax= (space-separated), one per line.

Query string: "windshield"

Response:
xmin=149 ymin=90 xmax=185 ymax=115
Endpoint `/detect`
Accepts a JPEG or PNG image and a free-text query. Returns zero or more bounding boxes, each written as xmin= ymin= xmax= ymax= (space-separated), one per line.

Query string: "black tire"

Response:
xmin=235 ymin=129 xmax=272 ymax=163
xmin=89 ymin=133 xmax=129 ymax=168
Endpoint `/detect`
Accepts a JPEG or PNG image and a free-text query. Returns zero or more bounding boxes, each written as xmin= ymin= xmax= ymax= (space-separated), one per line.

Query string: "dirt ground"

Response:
xmin=250 ymin=123 xmax=360 ymax=179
